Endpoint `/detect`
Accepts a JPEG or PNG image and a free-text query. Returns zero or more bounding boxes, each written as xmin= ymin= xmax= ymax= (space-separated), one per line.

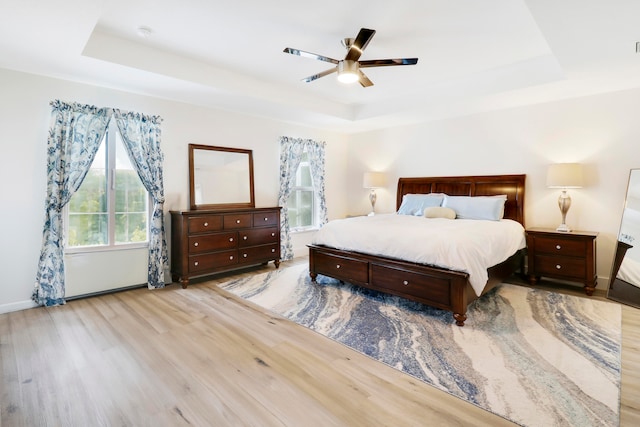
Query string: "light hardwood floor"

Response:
xmin=1 ymin=259 xmax=638 ymax=426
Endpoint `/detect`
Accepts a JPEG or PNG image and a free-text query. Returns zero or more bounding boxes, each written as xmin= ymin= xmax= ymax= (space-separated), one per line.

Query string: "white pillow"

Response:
xmin=442 ymin=195 xmax=507 ymax=221
xmin=423 ymin=207 xmax=456 ymax=219
xmin=397 ymin=193 xmax=444 ymax=216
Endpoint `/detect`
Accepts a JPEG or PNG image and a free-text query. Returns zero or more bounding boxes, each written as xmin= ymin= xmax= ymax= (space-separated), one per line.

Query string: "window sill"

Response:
xmin=65 ymin=242 xmax=149 ymax=255
xmin=290 ymin=227 xmax=319 ymax=234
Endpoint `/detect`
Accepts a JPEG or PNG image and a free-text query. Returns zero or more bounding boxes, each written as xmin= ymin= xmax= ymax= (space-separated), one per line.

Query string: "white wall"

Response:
xmin=346 ymin=88 xmax=640 ymax=290
xmin=0 ymin=68 xmax=348 ymax=313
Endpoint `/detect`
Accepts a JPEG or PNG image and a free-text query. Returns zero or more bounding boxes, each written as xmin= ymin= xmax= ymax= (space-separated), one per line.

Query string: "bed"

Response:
xmin=308 ymin=174 xmax=526 ymax=326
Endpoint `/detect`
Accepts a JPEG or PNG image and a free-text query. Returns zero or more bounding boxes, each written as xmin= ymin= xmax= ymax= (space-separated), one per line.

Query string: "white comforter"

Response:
xmin=311 ymin=214 xmax=526 ymax=296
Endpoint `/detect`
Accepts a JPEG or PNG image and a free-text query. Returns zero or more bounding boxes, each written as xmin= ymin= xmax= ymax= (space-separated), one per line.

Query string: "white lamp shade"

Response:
xmin=363 ymin=172 xmax=387 ymax=189
xmin=547 ymin=163 xmax=584 ymax=188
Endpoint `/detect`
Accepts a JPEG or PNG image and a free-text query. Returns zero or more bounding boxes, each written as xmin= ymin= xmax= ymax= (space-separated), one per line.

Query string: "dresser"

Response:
xmin=526 ymin=227 xmax=598 ymax=295
xmin=170 ymin=207 xmax=281 ymax=288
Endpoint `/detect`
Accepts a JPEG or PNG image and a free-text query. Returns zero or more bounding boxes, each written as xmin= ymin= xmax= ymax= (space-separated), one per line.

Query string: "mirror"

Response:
xmin=607 ymin=168 xmax=640 ymax=308
xmin=189 ymin=144 xmax=255 ymax=210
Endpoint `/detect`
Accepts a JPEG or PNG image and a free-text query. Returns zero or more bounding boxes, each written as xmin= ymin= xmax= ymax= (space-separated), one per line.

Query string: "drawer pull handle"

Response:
xmin=193 ymin=242 xmax=199 ymax=247
xmin=271 ymin=233 xmax=275 ymax=237
xmin=556 ymin=264 xmax=562 ymax=269
xmin=204 ymin=222 xmax=208 ymax=227
xmin=230 ymin=256 xmax=234 ymax=260
xmin=403 ymin=280 xmax=409 ymax=286
xmin=236 ymin=219 xmax=241 ymax=224
xmin=194 ymin=261 xmax=199 ymax=266
xmin=264 ymin=217 xmax=268 ymax=221
xmin=229 ymin=238 xmax=234 ymax=242
xmin=243 ymin=254 xmax=248 ymax=258
xmin=336 ymin=264 xmax=341 ymax=269
xmin=271 ymin=249 xmax=275 ymax=253
xmin=243 ymin=236 xmax=248 ymax=240
xmin=556 ymin=245 xmax=561 ymax=250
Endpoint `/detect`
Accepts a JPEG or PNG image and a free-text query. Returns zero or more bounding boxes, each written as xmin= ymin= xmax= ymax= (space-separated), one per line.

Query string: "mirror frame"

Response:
xmin=607 ymin=168 xmax=640 ymax=308
xmin=188 ymin=144 xmax=255 ymax=210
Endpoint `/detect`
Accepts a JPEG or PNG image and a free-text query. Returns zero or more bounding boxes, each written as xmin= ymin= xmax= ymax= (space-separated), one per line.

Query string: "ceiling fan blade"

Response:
xmin=283 ymin=48 xmax=339 ymax=64
xmin=301 ymin=67 xmax=337 ymax=83
xmin=359 ymin=58 xmax=419 ymax=68
xmin=358 ymin=70 xmax=374 ymax=87
xmin=345 ymin=28 xmax=376 ymax=62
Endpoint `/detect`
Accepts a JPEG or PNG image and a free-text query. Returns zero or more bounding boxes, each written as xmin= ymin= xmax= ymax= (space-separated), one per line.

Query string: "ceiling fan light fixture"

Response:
xmin=337 ymin=60 xmax=359 ymax=84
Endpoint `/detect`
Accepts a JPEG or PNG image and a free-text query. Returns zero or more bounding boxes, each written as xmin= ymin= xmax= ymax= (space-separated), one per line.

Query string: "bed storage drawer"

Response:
xmin=314 ymin=251 xmax=368 ymax=284
xmin=370 ymin=263 xmax=451 ymax=306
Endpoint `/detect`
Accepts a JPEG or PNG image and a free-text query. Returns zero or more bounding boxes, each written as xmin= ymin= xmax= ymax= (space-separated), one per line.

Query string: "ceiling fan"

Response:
xmin=283 ymin=28 xmax=418 ymax=87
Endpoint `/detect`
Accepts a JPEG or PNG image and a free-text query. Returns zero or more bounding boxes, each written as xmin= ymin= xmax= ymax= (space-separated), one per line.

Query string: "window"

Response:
xmin=66 ymin=127 xmax=149 ymax=249
xmin=287 ymin=150 xmax=317 ymax=231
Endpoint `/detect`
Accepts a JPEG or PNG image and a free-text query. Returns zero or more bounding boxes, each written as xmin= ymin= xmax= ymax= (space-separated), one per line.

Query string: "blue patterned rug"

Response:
xmin=219 ymin=264 xmax=621 ymax=427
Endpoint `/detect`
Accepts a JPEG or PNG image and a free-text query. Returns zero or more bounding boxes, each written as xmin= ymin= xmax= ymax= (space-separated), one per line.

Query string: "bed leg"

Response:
xmin=453 ymin=313 xmax=467 ymax=327
xmin=310 ymin=271 xmax=317 ymax=282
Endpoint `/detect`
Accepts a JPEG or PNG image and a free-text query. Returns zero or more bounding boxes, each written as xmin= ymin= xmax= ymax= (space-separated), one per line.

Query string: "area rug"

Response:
xmin=218 ymin=264 xmax=622 ymax=427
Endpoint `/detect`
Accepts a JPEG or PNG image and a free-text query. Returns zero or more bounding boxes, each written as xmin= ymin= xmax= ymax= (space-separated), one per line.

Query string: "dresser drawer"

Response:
xmin=188 ymin=215 xmax=223 ymax=234
xmin=253 ymin=211 xmax=279 ymax=227
xmin=224 ymin=213 xmax=252 ymax=229
xmin=534 ymin=237 xmax=586 ymax=257
xmin=534 ymin=255 xmax=586 ymax=280
xmin=189 ymin=250 xmax=238 ymax=273
xmin=188 ymin=232 xmax=237 ymax=254
xmin=238 ymin=227 xmax=279 ymax=247
xmin=239 ymin=244 xmax=279 ymax=262
xmin=370 ymin=264 xmax=451 ymax=306
xmin=314 ymin=252 xmax=368 ymax=284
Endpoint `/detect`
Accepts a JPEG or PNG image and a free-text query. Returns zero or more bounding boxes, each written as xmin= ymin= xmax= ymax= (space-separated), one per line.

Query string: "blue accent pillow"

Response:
xmin=397 ymin=194 xmax=444 ymax=216
xmin=442 ymin=195 xmax=507 ymax=220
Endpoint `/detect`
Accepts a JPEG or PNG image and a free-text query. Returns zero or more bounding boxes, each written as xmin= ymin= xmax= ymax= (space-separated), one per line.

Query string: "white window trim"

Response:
xmin=64 ymin=126 xmax=151 ymax=254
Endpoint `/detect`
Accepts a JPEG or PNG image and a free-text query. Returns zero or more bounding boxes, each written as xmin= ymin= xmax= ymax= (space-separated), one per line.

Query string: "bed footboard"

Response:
xmin=308 ymin=244 xmax=472 ymax=326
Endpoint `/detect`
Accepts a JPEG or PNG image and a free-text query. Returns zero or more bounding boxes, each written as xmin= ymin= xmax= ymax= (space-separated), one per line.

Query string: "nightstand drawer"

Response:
xmin=534 ymin=237 xmax=586 ymax=257
xmin=534 ymin=255 xmax=586 ymax=280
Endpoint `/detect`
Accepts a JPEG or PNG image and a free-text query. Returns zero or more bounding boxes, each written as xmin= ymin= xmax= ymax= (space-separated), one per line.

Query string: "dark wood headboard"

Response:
xmin=396 ymin=174 xmax=526 ymax=226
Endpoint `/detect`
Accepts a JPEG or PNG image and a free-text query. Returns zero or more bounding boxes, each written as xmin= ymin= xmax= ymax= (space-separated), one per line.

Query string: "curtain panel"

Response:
xmin=277 ymin=136 xmax=328 ymax=261
xmin=33 ymin=101 xmax=112 ymax=306
xmin=33 ymin=101 xmax=167 ymax=306
xmin=113 ymin=110 xmax=168 ymax=289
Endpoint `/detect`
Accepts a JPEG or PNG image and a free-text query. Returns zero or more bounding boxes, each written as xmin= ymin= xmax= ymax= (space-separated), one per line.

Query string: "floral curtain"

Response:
xmin=33 ymin=101 xmax=112 ymax=306
xmin=277 ymin=137 xmax=328 ymax=260
xmin=113 ymin=110 xmax=168 ymax=289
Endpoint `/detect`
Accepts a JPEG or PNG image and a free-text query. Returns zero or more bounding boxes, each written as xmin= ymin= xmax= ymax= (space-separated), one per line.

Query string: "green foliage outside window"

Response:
xmin=68 ymin=169 xmax=147 ymax=247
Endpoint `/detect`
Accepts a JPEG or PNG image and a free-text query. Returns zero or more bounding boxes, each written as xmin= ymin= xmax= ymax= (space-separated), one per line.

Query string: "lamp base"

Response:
xmin=368 ymin=189 xmax=377 ymax=216
xmin=556 ymin=190 xmax=572 ymax=233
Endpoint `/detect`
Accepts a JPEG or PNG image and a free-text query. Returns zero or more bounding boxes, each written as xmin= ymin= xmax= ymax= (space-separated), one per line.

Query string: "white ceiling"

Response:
xmin=2 ymin=0 xmax=640 ymax=133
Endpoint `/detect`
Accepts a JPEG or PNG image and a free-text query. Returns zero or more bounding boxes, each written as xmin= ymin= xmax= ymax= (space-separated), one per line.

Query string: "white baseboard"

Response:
xmin=0 ymin=299 xmax=38 ymax=314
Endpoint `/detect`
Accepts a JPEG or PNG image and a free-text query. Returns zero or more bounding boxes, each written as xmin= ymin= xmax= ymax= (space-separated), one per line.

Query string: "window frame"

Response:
xmin=64 ymin=125 xmax=150 ymax=254
xmin=288 ymin=151 xmax=319 ymax=233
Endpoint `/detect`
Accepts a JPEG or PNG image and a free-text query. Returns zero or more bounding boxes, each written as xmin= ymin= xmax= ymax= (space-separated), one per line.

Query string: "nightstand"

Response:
xmin=526 ymin=227 xmax=598 ymax=296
